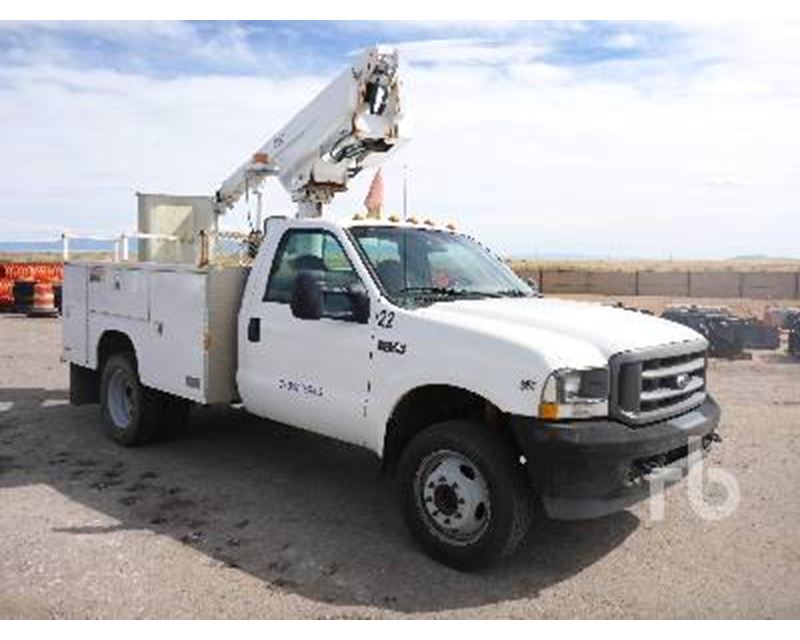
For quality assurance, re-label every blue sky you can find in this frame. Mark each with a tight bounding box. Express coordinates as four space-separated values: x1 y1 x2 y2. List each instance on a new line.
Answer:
0 21 679 76
1 21 798 257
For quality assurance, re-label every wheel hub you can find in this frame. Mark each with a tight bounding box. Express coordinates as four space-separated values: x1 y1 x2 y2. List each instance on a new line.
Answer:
417 450 491 544
107 368 135 430
433 484 459 516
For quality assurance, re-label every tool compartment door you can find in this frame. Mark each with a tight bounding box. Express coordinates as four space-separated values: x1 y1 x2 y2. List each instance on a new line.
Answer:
88 265 149 321
144 269 207 402
62 264 89 365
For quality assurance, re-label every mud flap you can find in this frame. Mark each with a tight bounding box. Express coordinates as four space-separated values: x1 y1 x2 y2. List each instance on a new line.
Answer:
70 363 100 406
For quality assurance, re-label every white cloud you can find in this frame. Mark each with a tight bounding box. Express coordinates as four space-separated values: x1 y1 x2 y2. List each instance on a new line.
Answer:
1 22 799 259
0 64 327 237
606 32 645 50
396 38 547 65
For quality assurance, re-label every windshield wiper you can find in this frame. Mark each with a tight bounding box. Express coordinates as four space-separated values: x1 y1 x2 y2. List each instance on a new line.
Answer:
398 286 462 296
495 289 530 298
398 287 530 299
397 287 485 299
395 287 531 303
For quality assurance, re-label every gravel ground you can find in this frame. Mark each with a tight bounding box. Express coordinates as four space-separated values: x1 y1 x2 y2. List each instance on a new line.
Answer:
1 312 799 619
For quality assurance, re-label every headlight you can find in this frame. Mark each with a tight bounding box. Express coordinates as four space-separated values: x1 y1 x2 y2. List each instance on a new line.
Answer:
539 367 609 420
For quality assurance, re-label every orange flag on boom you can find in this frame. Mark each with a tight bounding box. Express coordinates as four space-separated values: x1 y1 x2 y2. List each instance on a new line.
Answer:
364 168 384 219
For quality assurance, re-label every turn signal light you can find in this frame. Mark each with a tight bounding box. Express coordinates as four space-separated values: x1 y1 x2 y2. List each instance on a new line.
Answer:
538 402 559 420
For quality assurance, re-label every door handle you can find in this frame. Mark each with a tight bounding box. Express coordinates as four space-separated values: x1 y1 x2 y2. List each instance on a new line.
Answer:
247 317 261 342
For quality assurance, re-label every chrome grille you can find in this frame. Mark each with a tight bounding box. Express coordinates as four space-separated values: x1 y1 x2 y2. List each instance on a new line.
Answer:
610 340 707 426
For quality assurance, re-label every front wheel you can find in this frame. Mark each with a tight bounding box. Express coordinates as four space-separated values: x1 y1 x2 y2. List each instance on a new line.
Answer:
398 421 533 570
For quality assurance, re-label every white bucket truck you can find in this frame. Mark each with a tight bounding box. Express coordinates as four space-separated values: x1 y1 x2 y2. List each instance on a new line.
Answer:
63 47 720 569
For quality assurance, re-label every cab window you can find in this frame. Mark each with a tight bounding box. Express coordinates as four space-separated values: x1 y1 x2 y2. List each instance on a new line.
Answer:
264 230 362 315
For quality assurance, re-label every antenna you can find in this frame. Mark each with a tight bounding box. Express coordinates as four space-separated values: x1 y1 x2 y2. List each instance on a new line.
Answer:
403 164 409 221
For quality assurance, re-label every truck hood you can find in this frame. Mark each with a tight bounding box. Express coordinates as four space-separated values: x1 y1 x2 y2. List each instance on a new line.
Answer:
415 296 704 363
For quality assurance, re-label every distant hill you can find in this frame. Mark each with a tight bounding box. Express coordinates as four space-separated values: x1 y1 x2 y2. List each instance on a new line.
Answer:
0 240 138 263
730 254 798 262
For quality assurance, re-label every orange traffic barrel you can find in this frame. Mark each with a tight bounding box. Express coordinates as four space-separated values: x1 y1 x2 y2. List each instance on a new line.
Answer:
0 278 14 310
27 282 58 317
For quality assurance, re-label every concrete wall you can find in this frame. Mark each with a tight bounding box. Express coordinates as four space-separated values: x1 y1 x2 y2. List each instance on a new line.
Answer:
588 271 638 296
689 272 740 298
637 271 689 296
521 267 800 299
742 271 798 299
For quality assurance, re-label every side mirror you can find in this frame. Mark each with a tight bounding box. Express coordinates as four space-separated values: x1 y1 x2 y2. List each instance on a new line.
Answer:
290 272 323 321
290 271 372 324
347 284 371 325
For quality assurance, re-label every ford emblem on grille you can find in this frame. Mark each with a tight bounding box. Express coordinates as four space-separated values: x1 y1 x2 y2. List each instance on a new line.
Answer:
675 373 691 389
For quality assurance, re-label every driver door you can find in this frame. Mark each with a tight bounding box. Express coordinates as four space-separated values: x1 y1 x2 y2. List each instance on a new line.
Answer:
242 228 373 448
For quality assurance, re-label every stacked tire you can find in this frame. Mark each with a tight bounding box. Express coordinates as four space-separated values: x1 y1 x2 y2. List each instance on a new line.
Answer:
788 312 800 358
54 283 63 313
12 281 35 314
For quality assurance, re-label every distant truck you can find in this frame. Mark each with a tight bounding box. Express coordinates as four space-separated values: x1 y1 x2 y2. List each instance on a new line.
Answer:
62 47 720 569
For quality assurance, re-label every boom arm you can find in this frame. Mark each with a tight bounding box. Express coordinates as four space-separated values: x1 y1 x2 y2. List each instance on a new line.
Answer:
215 46 407 218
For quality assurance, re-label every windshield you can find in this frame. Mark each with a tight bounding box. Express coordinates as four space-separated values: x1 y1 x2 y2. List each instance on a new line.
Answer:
349 226 533 306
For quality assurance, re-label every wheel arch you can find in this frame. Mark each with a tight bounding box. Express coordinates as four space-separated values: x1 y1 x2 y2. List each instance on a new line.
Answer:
381 383 517 473
71 330 139 406
96 330 138 371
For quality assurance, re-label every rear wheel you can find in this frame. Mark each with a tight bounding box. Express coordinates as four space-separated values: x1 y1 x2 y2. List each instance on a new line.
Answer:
100 353 162 446
398 420 533 570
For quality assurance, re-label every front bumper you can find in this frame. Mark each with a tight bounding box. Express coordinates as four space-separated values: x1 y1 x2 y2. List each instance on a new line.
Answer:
509 395 721 520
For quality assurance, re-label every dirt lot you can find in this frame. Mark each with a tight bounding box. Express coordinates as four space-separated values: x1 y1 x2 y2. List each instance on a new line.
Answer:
1 310 799 619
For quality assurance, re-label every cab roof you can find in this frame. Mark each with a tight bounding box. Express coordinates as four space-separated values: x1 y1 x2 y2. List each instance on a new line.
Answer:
343 216 458 233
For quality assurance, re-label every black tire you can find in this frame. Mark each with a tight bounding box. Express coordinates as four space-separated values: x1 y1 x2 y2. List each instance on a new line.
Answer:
99 352 163 446
398 420 533 570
